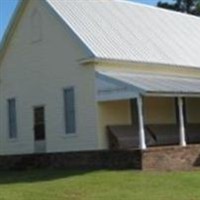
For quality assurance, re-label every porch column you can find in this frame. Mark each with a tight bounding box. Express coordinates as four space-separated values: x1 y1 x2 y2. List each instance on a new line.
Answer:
178 97 187 147
137 96 147 150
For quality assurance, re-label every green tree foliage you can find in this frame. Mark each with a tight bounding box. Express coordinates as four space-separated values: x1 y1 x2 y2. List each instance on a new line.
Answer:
157 0 200 16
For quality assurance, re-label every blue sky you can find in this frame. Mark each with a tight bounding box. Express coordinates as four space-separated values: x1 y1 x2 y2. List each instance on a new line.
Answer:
0 0 19 41
0 0 173 42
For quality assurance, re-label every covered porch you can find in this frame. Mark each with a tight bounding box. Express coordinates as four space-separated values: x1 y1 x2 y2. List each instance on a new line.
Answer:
96 71 200 150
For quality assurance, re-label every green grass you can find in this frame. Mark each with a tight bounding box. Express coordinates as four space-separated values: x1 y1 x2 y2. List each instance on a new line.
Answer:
0 169 200 200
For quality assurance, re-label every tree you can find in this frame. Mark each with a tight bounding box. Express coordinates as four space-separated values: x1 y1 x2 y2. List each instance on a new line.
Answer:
157 0 200 16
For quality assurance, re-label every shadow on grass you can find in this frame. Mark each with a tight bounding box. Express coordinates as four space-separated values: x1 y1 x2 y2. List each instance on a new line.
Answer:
0 169 96 185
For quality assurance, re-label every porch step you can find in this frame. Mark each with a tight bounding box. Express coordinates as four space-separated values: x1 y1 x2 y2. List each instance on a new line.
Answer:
142 145 200 171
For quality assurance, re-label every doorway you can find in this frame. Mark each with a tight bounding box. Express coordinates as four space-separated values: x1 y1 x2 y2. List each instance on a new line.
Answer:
34 106 46 153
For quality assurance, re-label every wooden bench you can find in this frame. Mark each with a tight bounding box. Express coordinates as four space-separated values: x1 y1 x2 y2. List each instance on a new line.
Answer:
107 124 200 149
186 124 200 144
107 125 156 150
146 124 179 146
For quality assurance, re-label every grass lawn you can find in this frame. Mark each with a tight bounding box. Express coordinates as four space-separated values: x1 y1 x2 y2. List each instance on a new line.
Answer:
0 169 200 200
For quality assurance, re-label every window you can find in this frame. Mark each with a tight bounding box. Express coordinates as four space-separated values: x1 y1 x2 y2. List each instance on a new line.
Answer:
8 98 17 139
34 106 46 141
64 87 76 134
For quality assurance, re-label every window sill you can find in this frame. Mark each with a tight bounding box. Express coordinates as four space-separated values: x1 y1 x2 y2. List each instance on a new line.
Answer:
7 138 18 143
61 133 78 139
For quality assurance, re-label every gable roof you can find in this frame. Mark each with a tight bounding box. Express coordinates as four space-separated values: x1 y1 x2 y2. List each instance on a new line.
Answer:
46 0 200 69
1 0 200 69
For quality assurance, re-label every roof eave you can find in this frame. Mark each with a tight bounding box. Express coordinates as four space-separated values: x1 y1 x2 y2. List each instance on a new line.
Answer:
45 0 95 59
145 92 200 98
79 57 200 70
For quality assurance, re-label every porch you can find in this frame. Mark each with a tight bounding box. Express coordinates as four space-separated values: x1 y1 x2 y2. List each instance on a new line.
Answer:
96 71 200 150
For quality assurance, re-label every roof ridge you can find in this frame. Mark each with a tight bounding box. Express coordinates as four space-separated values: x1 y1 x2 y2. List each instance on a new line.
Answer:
115 0 200 20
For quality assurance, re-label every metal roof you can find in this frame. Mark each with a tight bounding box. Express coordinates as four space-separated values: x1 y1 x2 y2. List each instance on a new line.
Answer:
97 71 200 98
46 0 200 69
96 72 141 101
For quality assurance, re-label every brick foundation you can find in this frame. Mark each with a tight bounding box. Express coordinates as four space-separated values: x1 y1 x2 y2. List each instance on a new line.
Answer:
142 145 200 171
0 150 141 170
0 145 200 171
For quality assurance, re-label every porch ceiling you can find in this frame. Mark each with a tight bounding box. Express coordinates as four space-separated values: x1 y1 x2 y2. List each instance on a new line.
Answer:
96 71 200 101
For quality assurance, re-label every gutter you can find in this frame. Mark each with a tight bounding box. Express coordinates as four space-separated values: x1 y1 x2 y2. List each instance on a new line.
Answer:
79 57 200 71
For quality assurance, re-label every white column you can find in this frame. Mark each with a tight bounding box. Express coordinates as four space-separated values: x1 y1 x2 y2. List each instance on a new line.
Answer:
178 97 186 147
137 96 147 150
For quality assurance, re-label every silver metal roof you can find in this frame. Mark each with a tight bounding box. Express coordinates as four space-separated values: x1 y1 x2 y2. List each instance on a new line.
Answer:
97 71 200 97
96 72 141 101
46 0 200 69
